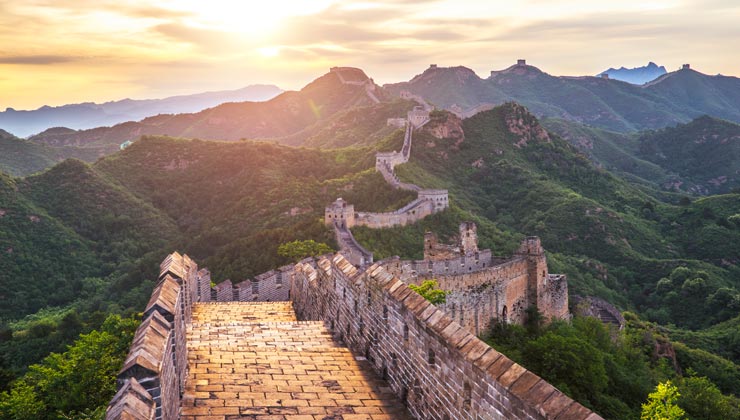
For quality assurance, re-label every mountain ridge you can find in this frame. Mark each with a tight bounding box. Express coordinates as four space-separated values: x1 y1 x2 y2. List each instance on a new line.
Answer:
385 62 740 133
0 84 283 138
24 68 383 151
597 62 668 84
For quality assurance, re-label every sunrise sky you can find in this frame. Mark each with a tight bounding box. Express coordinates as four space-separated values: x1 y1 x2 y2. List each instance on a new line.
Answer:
1 0 738 110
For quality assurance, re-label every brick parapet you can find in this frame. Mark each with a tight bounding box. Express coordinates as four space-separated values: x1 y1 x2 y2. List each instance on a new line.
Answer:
291 254 603 420
107 252 201 420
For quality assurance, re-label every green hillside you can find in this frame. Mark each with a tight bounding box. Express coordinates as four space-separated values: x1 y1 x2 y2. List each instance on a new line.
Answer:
541 118 672 185
638 116 740 194
359 105 740 329
0 130 57 176
0 171 100 319
0 103 738 418
95 135 414 280
0 129 108 177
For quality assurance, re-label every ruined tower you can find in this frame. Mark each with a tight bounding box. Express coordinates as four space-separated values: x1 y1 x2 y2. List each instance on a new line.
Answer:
459 222 479 255
515 237 569 321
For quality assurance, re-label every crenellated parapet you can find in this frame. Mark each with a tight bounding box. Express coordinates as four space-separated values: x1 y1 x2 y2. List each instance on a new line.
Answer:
290 253 600 420
107 252 202 420
380 226 569 335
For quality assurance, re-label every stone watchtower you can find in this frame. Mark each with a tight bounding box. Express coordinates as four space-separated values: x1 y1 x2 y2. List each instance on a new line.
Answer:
408 106 430 128
515 237 569 320
325 198 355 229
459 221 478 255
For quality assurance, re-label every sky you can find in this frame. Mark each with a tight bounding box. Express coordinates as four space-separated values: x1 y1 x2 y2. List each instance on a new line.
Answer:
0 0 738 110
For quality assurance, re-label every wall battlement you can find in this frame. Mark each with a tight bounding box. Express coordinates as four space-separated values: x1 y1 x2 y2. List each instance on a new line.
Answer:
380 229 569 334
108 252 205 420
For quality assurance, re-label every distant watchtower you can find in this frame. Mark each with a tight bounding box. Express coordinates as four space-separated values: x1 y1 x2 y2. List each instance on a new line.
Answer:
682 64 691 70
429 64 438 69
517 59 526 66
601 73 610 79
325 198 355 229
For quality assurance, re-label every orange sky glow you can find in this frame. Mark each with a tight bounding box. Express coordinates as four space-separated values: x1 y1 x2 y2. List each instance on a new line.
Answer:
0 0 738 109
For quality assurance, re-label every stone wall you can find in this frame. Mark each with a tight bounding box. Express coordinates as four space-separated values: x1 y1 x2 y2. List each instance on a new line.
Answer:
379 236 570 336
291 254 602 420
386 256 530 332
233 265 293 302
107 252 200 420
376 151 406 169
381 250 495 279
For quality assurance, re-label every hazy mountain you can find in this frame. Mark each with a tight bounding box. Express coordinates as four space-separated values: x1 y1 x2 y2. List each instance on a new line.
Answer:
27 68 385 150
0 129 103 176
0 84 283 138
385 63 740 132
597 62 667 85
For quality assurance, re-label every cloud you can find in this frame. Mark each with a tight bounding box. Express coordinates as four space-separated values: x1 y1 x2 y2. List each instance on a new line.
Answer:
0 55 83 65
151 22 244 53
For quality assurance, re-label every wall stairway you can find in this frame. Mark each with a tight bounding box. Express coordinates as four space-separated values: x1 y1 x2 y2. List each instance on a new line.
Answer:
180 301 412 420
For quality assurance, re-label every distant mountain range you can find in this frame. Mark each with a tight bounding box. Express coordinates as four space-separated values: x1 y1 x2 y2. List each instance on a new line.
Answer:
26 68 385 151
597 62 667 85
3 63 740 187
0 84 283 137
385 62 740 132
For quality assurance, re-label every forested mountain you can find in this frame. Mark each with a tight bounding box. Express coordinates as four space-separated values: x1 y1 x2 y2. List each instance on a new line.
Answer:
0 84 282 138
385 64 740 132
0 129 102 177
638 116 740 194
0 71 739 419
544 116 740 195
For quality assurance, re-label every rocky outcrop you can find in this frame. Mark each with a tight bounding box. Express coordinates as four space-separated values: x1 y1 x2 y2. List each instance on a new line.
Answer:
424 111 465 147
504 103 551 148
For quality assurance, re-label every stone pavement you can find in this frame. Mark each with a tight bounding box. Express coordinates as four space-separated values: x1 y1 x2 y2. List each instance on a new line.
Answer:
181 302 413 420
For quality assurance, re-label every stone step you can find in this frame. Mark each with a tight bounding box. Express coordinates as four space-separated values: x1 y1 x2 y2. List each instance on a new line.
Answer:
182 301 412 419
192 301 297 323
189 321 338 349
596 308 620 326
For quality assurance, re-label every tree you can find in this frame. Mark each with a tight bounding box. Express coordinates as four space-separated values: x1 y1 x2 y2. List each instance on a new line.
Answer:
522 332 607 406
678 375 739 420
277 240 333 262
641 381 686 420
0 315 137 420
408 280 449 304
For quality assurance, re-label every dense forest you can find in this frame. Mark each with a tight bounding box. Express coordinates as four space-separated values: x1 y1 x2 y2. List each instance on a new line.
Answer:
0 101 738 419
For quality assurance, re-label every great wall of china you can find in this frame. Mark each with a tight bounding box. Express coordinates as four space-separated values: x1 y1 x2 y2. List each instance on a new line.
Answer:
106 71 602 420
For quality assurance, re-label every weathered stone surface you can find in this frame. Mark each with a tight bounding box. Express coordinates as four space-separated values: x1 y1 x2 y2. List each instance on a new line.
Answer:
181 302 412 420
290 254 601 420
106 378 155 420
118 311 170 380
143 275 180 322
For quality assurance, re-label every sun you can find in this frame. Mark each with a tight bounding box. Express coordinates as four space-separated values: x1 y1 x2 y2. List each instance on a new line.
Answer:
258 46 281 58
163 0 335 35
